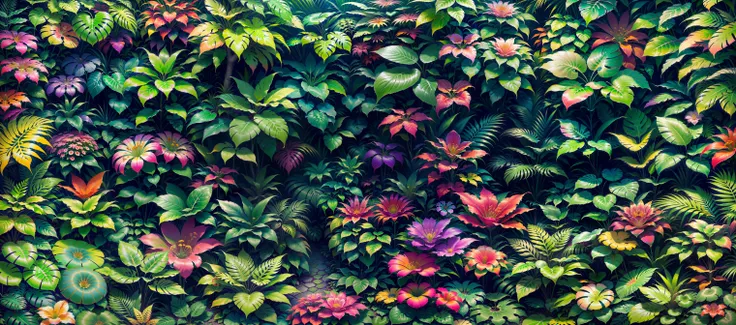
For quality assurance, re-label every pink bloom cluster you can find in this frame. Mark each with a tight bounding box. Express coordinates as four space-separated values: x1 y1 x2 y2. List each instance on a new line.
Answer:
397 283 463 312
113 132 195 173
287 292 367 325
49 131 99 161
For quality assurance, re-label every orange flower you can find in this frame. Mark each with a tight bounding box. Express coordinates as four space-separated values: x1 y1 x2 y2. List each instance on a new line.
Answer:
0 89 29 111
464 245 508 278
701 303 727 318
38 301 75 325
59 171 105 199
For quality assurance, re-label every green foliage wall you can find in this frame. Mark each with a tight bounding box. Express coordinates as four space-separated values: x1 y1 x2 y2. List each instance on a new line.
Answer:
0 0 736 324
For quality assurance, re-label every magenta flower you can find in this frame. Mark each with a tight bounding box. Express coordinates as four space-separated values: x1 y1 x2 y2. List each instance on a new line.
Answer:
398 283 436 309
439 33 480 62
154 131 195 167
436 80 472 114
0 31 38 55
407 218 462 250
140 218 222 278
46 75 85 97
1 57 48 83
317 292 367 320
112 134 160 173
364 142 404 171
192 165 238 189
434 237 477 257
62 53 101 76
388 252 440 277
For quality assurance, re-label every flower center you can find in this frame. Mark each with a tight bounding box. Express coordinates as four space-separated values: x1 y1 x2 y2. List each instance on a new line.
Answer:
172 240 193 258
73 251 84 259
79 278 91 289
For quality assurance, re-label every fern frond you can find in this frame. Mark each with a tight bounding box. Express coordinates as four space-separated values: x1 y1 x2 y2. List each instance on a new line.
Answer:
655 192 712 221
251 255 283 286
462 114 504 151
508 238 544 261
0 116 54 173
711 171 736 220
549 228 573 253
504 164 537 183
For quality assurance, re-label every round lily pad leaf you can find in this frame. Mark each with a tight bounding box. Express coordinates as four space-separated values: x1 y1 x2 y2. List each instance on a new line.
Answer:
60 268 108 305
2 241 38 268
53 239 105 269
23 259 60 290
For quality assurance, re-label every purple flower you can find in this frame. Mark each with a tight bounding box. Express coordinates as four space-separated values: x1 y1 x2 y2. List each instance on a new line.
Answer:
46 75 85 97
364 142 404 171
62 53 101 76
407 218 462 250
434 237 477 257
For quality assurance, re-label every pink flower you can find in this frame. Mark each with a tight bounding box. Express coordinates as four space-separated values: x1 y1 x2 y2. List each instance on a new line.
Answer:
0 31 38 55
465 245 508 278
439 33 480 62
112 134 160 173
685 111 703 125
435 288 463 312
436 80 472 114
456 188 530 230
486 1 516 18
388 252 440 277
191 165 238 189
352 42 370 56
434 237 477 257
375 194 414 223
491 37 521 57
394 14 419 24
0 57 48 83
611 201 671 246
140 218 222 278
338 196 375 224
428 130 487 162
318 292 366 320
398 283 436 309
154 131 195 167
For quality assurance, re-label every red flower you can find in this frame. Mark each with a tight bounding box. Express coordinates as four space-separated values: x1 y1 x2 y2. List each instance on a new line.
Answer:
379 108 432 138
375 194 414 223
701 303 727 318
388 252 440 277
455 188 530 230
611 201 671 246
591 11 648 69
337 196 374 224
702 127 736 168
439 33 480 62
436 80 472 114
435 288 463 312
397 283 436 309
287 294 324 325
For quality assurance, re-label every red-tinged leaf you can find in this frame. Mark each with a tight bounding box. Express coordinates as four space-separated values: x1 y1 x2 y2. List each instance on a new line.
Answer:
562 86 594 109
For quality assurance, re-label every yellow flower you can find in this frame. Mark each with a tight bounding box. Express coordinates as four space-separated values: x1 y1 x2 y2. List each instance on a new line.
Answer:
598 231 637 251
38 301 75 325
376 288 399 304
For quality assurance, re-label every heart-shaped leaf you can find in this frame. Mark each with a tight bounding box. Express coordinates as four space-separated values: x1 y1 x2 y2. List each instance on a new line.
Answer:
593 194 616 212
72 12 113 45
540 265 565 283
2 241 38 268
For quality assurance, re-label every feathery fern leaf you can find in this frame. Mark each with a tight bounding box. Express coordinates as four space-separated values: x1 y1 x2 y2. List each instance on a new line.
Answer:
0 116 53 173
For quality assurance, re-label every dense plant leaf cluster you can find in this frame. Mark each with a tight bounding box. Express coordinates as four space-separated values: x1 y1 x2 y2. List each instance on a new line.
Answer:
0 0 736 324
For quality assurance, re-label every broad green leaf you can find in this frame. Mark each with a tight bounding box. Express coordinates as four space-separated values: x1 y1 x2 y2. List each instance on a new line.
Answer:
374 45 419 65
656 117 692 146
374 67 421 102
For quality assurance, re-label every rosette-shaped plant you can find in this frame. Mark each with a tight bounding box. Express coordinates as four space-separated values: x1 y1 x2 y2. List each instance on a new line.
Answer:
142 0 200 49
398 282 436 309
379 108 432 138
611 201 671 246
49 131 99 162
318 292 367 320
576 283 614 311
388 252 440 277
591 11 647 69
375 194 414 223
465 245 508 278
59 268 108 305
0 89 29 111
486 1 516 18
456 188 530 230
491 37 522 57
139 218 222 278
364 142 404 171
407 218 461 250
287 293 323 325
436 80 472 114
61 53 101 76
337 196 374 224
